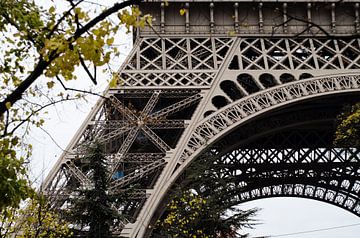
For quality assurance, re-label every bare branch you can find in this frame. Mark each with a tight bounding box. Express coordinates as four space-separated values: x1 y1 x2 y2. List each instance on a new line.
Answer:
4 97 79 137
56 76 106 99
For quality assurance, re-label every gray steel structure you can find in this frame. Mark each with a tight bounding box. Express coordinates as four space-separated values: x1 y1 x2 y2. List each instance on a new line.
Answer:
43 1 360 237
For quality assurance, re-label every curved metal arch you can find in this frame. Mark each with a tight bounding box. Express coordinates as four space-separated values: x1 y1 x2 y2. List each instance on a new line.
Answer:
180 73 360 164
139 74 360 236
225 184 360 217
196 144 360 215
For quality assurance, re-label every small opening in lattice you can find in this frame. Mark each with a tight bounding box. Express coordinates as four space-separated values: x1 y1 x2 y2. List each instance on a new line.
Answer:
280 73 295 83
299 73 313 80
267 41 286 62
294 48 310 60
212 96 229 109
204 110 215 118
259 73 277 88
237 73 260 94
143 47 160 61
220 80 243 101
218 46 229 58
229 55 240 70
243 47 261 61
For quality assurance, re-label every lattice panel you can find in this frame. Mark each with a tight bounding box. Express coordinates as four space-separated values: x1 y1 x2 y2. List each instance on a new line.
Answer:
201 147 360 216
181 74 360 162
122 71 216 87
43 89 202 223
230 38 360 71
120 38 234 87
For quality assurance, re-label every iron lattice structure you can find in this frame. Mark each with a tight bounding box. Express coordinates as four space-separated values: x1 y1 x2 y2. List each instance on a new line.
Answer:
43 1 360 237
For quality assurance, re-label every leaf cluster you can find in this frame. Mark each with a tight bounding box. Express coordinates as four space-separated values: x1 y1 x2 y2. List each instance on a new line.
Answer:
154 153 259 238
0 136 33 211
0 0 149 212
334 102 360 147
0 194 72 238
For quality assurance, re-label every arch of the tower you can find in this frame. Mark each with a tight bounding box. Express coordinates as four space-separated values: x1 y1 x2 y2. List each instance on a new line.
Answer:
185 94 360 217
143 78 360 236
40 1 360 237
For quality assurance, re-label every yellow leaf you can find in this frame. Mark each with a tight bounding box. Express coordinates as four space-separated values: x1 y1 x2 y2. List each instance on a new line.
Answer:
228 30 236 36
5 102 11 109
109 74 118 88
106 37 114 45
49 6 55 14
179 8 187 16
47 81 55 89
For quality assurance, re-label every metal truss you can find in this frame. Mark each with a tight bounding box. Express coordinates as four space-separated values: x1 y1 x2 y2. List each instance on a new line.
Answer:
201 147 360 216
183 74 360 163
42 89 202 225
120 37 234 87
42 1 360 237
232 38 360 71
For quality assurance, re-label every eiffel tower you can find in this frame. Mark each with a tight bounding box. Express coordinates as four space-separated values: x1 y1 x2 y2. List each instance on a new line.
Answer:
43 1 360 237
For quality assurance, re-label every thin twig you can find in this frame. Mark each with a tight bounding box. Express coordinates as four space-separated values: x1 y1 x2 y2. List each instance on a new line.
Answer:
55 76 107 99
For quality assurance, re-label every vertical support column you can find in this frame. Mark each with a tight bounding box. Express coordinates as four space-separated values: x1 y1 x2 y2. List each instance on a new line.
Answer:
234 3 239 33
307 3 312 33
162 38 166 70
210 2 215 34
187 38 192 70
331 3 336 33
136 42 140 70
160 2 166 70
160 2 165 33
355 3 360 33
212 38 218 69
185 3 190 33
258 3 264 33
260 39 269 70
283 3 288 34
285 39 295 70
334 39 344 69
309 39 320 69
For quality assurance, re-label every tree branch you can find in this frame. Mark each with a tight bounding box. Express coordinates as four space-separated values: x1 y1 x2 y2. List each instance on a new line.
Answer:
47 0 84 39
3 97 79 138
56 76 106 98
78 52 97 85
0 0 142 117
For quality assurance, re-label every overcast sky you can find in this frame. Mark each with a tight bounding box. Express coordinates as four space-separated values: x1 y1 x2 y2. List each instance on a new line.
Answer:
29 1 360 237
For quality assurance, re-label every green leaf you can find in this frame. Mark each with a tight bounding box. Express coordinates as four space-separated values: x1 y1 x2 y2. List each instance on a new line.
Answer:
47 81 55 89
179 8 187 16
109 74 118 88
5 102 11 109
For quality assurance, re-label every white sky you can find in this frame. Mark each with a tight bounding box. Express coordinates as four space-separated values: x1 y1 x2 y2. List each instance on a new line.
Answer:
28 1 360 237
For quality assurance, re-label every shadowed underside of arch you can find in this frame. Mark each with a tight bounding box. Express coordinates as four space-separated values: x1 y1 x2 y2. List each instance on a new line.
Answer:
146 93 360 236
196 95 360 212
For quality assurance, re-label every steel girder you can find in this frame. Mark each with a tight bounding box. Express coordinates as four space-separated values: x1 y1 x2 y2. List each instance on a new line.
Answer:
42 1 360 237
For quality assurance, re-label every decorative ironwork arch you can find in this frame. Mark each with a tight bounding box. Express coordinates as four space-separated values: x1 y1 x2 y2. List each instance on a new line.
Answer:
41 1 360 236
140 74 360 230
196 147 360 217
141 90 360 236
180 74 360 165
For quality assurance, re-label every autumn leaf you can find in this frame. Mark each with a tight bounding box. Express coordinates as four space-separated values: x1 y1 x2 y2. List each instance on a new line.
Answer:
179 8 187 16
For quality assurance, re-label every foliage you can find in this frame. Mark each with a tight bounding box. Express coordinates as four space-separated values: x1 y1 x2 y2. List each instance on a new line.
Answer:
155 190 257 238
0 194 72 237
0 0 151 211
155 190 208 237
334 102 360 147
67 142 120 237
0 136 33 211
154 154 258 237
